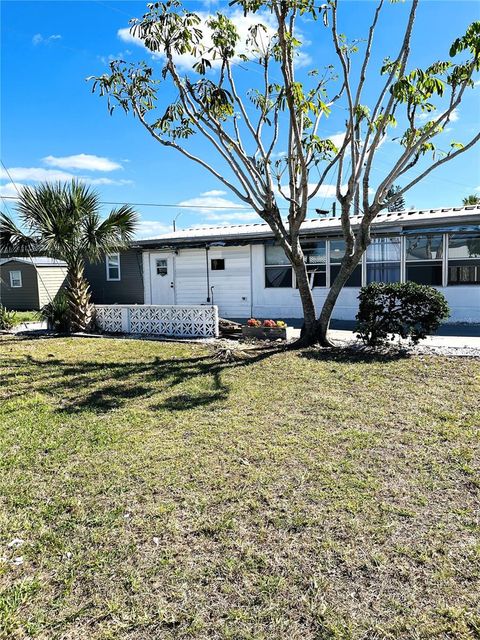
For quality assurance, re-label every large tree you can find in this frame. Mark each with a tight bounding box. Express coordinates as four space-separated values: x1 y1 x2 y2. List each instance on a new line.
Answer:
91 0 480 345
0 181 138 332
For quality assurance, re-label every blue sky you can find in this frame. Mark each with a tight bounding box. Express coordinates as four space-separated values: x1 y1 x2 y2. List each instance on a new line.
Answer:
1 0 480 238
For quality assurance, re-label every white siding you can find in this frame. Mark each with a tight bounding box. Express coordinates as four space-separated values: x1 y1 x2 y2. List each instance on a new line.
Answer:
174 246 251 317
37 266 67 308
141 244 480 324
251 245 480 322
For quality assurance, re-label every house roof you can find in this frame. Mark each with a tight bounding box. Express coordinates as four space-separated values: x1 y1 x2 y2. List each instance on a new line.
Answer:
134 205 480 248
0 256 67 267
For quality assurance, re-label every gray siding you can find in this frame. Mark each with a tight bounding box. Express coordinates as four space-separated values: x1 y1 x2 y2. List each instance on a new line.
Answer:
85 249 144 304
0 262 40 310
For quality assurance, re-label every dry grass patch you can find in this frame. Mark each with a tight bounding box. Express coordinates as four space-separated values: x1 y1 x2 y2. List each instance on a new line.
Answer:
0 336 479 639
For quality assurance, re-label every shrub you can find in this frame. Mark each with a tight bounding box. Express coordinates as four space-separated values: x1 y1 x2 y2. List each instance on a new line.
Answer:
41 293 70 333
356 282 450 346
0 305 17 331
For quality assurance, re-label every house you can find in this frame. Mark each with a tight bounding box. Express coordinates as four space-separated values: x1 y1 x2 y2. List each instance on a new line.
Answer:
84 248 144 305
130 205 480 324
0 257 67 310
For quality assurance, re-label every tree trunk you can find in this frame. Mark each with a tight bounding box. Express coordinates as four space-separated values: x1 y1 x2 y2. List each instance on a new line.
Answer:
66 263 94 333
292 260 317 346
316 256 361 347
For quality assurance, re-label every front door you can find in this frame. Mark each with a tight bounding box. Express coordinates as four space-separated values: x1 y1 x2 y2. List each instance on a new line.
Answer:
150 253 175 304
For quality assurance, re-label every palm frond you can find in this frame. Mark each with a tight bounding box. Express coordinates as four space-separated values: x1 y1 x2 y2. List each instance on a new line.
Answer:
83 205 139 261
0 212 38 256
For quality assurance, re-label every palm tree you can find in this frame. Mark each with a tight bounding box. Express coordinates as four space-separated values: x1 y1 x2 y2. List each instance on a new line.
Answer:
0 180 138 332
462 194 480 205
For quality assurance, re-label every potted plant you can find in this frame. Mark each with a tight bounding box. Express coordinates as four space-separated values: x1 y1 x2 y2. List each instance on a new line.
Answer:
242 318 289 340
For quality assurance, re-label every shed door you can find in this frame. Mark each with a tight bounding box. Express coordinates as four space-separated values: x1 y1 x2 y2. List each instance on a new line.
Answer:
150 253 175 304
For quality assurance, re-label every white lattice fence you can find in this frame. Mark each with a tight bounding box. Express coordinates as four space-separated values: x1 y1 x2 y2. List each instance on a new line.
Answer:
95 305 219 338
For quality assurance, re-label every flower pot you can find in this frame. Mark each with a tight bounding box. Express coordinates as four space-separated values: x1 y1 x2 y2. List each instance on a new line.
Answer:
242 325 288 340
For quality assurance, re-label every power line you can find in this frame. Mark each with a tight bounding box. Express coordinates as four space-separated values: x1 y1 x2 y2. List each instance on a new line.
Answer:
0 194 295 211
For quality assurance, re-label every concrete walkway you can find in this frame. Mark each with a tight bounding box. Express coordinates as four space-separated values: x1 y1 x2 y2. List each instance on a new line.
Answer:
328 329 480 349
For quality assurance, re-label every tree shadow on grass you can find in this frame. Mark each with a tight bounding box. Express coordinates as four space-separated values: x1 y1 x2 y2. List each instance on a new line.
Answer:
0 338 281 415
300 344 412 364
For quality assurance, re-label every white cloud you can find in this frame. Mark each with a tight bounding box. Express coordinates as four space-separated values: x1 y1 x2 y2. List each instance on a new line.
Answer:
98 50 132 66
0 183 26 198
136 220 172 239
203 211 258 222
32 33 61 46
200 189 227 197
327 132 346 149
308 183 340 199
177 194 247 214
0 167 76 182
86 177 132 186
43 154 122 172
118 9 311 70
418 108 459 123
0 167 131 187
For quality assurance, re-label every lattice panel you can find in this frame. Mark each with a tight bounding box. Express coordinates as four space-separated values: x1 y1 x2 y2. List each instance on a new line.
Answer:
95 305 218 338
95 306 123 333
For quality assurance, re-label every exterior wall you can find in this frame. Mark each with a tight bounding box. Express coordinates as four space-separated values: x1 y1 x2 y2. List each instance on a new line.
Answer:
143 246 252 317
85 249 144 304
250 244 480 323
140 233 480 325
251 243 360 320
37 266 67 307
0 262 40 310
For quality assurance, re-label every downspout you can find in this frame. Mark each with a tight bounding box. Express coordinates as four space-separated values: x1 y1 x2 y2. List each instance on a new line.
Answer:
205 245 211 302
249 244 254 318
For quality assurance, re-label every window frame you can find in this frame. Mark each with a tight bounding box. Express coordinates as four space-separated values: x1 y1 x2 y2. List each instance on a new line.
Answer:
9 270 22 288
365 236 402 285
155 258 168 277
211 258 225 271
447 232 480 286
264 244 293 288
302 239 327 289
106 253 121 282
404 233 444 287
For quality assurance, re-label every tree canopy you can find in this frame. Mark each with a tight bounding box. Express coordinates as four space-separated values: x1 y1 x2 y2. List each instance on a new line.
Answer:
91 0 480 344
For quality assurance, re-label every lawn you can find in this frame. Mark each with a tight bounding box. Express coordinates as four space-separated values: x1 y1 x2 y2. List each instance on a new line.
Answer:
0 336 479 640
6 311 40 326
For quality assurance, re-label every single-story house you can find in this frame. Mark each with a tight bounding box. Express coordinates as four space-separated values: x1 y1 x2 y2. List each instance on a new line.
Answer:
131 204 480 323
0 257 67 310
17 205 478 323
84 248 144 305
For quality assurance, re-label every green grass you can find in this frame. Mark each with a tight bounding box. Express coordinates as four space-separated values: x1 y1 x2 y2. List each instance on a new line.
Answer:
8 311 40 325
0 336 479 640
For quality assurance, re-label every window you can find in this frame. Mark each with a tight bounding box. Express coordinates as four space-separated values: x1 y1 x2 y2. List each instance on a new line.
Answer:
448 233 480 285
366 237 401 284
303 240 327 288
156 258 168 276
265 244 292 288
9 270 22 288
405 234 443 285
329 239 362 287
106 253 120 281
211 258 225 271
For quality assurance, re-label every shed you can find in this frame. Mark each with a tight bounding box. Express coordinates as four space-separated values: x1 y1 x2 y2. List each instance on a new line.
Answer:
0 257 67 310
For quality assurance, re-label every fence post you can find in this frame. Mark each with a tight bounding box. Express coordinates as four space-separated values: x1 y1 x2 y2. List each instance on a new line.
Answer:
121 307 130 333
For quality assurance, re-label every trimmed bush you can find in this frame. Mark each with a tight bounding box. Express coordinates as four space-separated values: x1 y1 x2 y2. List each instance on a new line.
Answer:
356 282 450 346
0 305 17 331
